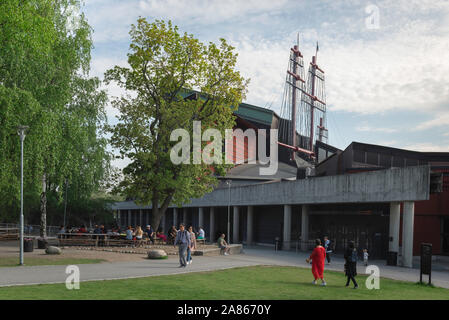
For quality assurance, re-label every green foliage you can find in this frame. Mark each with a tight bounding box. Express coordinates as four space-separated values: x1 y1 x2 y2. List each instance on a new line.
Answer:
0 0 111 227
105 19 249 230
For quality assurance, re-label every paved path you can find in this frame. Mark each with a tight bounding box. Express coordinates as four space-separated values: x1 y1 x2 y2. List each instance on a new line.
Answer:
1 246 449 289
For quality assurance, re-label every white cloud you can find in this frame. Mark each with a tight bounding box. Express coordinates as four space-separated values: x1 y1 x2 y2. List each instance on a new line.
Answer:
355 125 397 133
137 0 290 25
414 112 449 131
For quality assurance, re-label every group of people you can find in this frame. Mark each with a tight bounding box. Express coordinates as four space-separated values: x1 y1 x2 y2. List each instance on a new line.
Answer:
174 224 230 267
57 224 107 235
306 237 369 289
173 224 199 267
168 225 205 245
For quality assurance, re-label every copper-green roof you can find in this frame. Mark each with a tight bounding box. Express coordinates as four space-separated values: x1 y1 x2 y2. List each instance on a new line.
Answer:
180 88 275 126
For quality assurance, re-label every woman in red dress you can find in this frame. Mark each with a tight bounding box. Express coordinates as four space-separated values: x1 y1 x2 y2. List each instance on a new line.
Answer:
306 239 327 286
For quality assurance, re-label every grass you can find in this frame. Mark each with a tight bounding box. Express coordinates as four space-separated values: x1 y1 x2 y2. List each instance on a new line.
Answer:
0 265 448 300
0 257 105 268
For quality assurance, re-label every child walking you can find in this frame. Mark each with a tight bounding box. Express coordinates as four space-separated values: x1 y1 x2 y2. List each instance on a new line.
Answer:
363 249 369 266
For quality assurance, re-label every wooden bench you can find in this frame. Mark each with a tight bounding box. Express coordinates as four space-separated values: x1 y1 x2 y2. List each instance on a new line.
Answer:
0 233 19 240
58 238 97 246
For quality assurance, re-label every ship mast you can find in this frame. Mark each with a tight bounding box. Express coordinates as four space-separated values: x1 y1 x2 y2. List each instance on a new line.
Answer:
278 38 328 162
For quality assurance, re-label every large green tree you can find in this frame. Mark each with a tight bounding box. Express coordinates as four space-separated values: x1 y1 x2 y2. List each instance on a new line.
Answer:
0 0 110 234
105 19 249 232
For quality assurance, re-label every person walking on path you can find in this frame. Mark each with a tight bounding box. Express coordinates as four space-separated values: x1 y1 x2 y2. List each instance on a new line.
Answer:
324 236 332 264
186 226 197 265
174 224 191 268
344 241 359 289
306 239 327 286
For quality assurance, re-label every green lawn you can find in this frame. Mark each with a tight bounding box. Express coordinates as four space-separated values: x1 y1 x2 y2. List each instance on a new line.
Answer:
0 257 105 268
0 265 447 300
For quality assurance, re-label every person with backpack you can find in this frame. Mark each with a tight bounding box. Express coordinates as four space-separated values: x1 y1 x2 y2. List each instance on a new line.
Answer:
323 236 333 264
344 241 358 289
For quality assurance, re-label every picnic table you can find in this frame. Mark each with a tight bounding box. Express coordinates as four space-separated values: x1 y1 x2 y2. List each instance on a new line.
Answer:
0 227 19 241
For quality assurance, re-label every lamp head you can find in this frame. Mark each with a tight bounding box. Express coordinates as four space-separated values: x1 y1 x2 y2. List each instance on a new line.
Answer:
17 125 29 138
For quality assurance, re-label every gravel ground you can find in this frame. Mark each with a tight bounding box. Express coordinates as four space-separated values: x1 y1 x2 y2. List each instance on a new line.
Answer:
0 240 219 263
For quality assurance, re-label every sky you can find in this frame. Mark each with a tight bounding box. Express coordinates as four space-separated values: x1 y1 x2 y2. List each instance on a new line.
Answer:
80 0 449 168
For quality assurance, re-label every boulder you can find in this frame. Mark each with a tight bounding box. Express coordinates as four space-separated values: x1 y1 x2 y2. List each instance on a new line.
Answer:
45 246 62 255
147 249 168 259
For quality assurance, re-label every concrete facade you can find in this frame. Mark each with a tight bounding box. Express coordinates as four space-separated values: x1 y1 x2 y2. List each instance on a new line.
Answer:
247 206 254 245
112 166 431 268
402 201 415 268
301 205 309 251
283 205 291 250
389 202 400 254
183 166 429 208
233 206 240 244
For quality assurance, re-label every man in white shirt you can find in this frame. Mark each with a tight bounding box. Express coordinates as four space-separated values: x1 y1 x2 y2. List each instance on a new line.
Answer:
198 227 205 240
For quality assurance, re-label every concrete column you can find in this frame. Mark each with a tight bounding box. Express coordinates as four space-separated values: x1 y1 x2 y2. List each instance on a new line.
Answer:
301 205 309 251
139 209 142 226
183 208 188 225
402 201 415 268
118 210 121 227
198 207 204 229
128 210 131 227
283 205 292 250
233 206 240 243
389 202 400 253
173 208 178 228
246 206 254 246
209 207 215 242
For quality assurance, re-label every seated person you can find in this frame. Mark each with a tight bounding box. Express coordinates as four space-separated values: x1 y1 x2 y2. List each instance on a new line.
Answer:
156 231 167 242
125 226 134 240
197 227 205 240
135 226 143 240
145 225 154 243
217 233 231 255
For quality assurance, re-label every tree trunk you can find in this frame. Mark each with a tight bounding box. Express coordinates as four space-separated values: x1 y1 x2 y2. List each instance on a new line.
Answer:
150 193 173 233
150 208 163 234
40 173 47 238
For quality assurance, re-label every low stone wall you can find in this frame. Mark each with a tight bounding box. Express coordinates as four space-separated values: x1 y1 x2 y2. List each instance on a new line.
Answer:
193 244 243 256
65 243 243 256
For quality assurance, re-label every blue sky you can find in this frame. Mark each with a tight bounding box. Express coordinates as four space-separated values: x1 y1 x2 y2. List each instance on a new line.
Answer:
80 0 449 162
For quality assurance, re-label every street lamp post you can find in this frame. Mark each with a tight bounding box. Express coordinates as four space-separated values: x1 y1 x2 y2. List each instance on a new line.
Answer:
226 180 231 244
63 178 68 228
17 125 29 266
